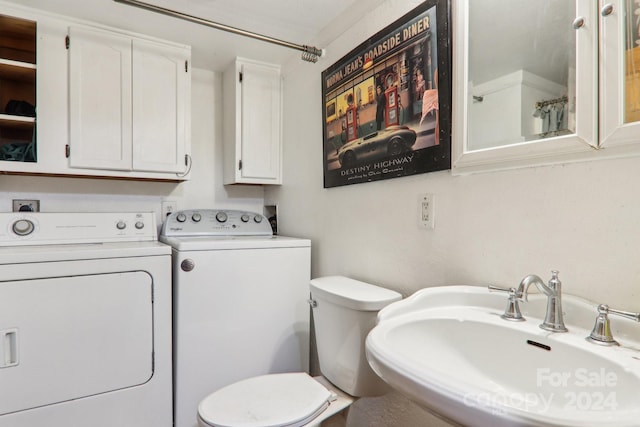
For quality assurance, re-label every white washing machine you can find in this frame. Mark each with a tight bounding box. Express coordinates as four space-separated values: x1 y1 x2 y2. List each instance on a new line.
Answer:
0 212 172 427
160 209 312 427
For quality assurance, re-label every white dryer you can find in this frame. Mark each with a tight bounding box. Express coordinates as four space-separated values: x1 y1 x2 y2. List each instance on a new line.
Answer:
160 209 311 427
0 212 172 427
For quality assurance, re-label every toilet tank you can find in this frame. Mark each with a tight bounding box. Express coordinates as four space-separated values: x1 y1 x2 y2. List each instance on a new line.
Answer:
310 276 402 397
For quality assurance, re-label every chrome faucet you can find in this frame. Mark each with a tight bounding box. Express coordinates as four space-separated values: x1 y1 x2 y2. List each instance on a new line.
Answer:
516 270 568 332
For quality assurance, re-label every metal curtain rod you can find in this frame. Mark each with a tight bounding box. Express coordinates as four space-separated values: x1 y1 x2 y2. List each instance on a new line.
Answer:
113 0 324 62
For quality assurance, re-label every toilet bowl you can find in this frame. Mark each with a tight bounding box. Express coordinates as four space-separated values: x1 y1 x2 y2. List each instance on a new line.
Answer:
196 276 402 427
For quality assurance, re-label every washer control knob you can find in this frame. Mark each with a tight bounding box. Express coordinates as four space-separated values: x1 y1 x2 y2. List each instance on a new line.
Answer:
176 213 187 223
116 221 126 230
254 215 263 223
12 219 35 236
215 212 228 223
135 221 144 230
181 259 195 272
241 214 250 223
192 213 202 222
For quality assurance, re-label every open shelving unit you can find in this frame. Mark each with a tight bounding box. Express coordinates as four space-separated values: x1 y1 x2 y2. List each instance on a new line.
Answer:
0 14 36 163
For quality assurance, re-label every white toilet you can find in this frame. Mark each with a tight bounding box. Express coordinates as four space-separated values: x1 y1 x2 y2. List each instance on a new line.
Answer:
196 276 402 427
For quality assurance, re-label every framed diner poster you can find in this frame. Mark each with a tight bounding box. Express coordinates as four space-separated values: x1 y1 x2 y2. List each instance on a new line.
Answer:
321 0 452 188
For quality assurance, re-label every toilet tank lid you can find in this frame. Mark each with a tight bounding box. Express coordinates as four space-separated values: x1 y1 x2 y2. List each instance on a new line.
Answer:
310 276 402 311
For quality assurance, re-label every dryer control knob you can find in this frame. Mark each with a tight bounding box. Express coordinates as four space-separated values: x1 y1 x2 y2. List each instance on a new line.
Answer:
181 259 195 272
215 212 228 223
116 221 126 230
12 219 34 236
192 213 202 222
253 215 263 223
176 213 187 223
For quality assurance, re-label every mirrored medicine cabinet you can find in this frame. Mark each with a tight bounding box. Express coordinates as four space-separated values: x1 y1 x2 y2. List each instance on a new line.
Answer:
452 0 640 175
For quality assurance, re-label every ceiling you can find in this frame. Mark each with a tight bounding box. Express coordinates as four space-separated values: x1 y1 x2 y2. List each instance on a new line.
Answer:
7 0 573 86
6 0 385 70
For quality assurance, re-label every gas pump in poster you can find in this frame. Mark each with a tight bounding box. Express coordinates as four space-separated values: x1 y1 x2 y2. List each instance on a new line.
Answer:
345 103 358 143
385 84 399 127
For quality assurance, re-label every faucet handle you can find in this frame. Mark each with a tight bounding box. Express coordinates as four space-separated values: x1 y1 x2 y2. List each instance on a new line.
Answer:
587 304 640 346
489 285 524 299
488 286 525 321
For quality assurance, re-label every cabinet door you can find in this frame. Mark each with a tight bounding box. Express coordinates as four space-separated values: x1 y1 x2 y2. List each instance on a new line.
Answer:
68 26 132 170
132 39 190 173
239 60 282 183
452 0 598 175
600 0 640 149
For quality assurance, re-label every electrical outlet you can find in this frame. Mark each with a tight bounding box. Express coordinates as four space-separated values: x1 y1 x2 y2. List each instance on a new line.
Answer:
13 199 40 212
418 193 434 229
161 200 178 218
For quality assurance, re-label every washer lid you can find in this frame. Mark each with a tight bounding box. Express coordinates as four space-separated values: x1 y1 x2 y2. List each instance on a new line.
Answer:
198 373 332 427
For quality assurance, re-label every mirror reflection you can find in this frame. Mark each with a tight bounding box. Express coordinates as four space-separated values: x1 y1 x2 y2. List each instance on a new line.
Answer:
626 0 640 123
467 1 576 151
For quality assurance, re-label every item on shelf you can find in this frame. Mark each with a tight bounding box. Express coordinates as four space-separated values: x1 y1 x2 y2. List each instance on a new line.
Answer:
1 140 36 162
5 100 36 117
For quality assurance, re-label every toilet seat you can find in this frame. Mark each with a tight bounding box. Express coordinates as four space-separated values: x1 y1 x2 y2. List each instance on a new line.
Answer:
198 372 333 427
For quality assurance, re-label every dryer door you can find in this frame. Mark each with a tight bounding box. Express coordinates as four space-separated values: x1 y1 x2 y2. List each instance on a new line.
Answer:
0 271 153 415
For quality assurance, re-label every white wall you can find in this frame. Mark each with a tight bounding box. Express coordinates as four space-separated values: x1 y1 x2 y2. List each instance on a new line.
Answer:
0 67 264 228
268 0 640 425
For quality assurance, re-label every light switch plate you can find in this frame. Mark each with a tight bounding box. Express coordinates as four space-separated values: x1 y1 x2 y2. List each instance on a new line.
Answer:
418 193 434 229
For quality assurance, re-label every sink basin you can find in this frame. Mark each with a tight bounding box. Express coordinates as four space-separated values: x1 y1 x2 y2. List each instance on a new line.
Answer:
365 286 640 427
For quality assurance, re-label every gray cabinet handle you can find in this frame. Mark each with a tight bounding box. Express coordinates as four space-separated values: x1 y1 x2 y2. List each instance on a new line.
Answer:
572 17 585 30
601 3 614 17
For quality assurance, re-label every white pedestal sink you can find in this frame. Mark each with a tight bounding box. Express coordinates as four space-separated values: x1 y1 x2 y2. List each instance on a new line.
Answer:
365 286 640 427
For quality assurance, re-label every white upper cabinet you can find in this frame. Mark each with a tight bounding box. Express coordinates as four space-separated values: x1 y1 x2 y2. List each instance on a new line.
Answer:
453 0 640 175
68 25 191 178
68 26 132 171
132 38 190 174
223 57 282 185
0 3 191 181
